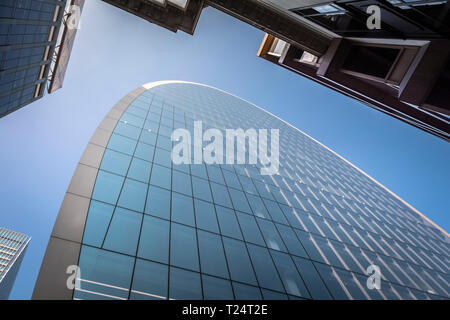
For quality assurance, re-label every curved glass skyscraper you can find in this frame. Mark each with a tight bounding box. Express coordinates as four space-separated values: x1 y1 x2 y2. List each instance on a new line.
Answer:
33 81 449 300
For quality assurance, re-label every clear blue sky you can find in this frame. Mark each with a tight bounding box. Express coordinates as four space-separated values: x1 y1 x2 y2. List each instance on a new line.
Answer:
0 0 449 300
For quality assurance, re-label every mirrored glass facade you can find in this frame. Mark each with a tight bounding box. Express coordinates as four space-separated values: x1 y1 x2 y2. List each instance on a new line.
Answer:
0 0 66 117
0 227 30 300
39 81 449 300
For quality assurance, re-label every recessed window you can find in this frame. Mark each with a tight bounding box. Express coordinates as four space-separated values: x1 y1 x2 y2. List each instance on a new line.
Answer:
342 45 401 79
268 39 287 57
295 51 319 65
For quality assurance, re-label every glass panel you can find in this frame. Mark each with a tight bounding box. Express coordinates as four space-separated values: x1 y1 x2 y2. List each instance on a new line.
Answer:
271 250 310 298
202 275 234 300
127 158 151 183
194 199 219 233
232 282 262 300
222 237 257 286
171 192 195 227
76 246 134 300
150 164 171 189
236 212 265 246
170 223 199 271
261 289 288 300
169 267 202 300
229 189 252 213
172 170 192 196
134 142 155 162
130 259 168 300
247 244 284 292
103 207 142 256
192 176 213 202
256 218 287 252
275 223 308 258
293 256 332 299
197 230 229 278
100 149 132 176
92 170 124 205
246 194 270 219
145 185 170 219
211 182 233 208
107 133 137 155
117 179 147 212
83 201 115 247
138 215 169 264
216 206 243 240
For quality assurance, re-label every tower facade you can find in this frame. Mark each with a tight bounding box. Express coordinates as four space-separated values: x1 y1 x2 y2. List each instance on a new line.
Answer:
0 0 84 118
0 227 30 300
33 81 449 300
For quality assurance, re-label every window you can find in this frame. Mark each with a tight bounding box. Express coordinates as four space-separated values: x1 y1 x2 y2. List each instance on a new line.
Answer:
92 170 124 205
216 206 243 240
169 267 202 300
192 176 213 202
139 130 157 146
130 259 168 300
202 275 234 300
153 148 172 168
117 179 147 212
232 282 262 300
194 199 219 233
211 182 233 208
150 164 171 189
257 218 287 252
293 256 332 299
295 51 318 65
172 170 192 196
223 170 242 189
270 250 310 298
171 192 195 226
268 38 287 57
207 165 225 185
100 149 131 176
261 289 288 300
314 263 350 299
145 185 170 219
263 199 288 224
170 223 199 271
83 201 115 247
127 158 151 183
247 244 284 292
76 246 134 300
342 45 401 80
103 207 142 256
138 215 169 264
107 133 137 155
114 122 141 140
246 194 270 219
134 142 155 162
222 237 257 286
197 230 229 278
236 212 265 246
275 223 308 258
121 112 144 128
229 189 252 213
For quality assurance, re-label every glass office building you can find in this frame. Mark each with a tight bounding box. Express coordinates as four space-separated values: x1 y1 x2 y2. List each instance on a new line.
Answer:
33 81 449 300
0 227 30 300
0 0 67 117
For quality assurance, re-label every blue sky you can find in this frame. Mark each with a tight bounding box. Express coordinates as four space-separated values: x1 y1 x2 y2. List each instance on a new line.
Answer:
0 0 448 299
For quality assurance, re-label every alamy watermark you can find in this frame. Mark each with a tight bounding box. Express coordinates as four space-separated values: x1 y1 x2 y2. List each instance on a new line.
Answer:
366 5 381 30
66 5 82 30
171 121 280 175
366 264 381 290
66 265 81 290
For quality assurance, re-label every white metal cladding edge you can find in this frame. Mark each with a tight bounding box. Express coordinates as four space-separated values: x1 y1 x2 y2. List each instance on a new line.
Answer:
142 80 449 238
